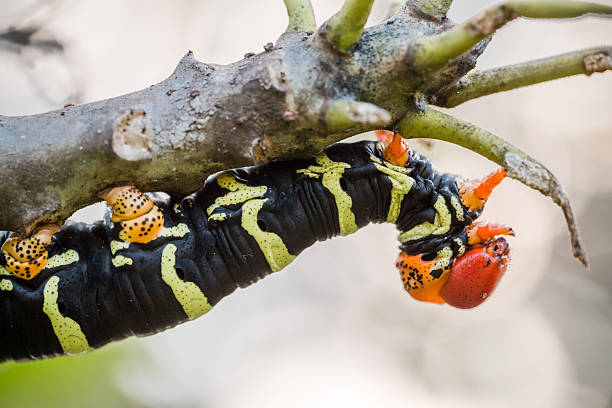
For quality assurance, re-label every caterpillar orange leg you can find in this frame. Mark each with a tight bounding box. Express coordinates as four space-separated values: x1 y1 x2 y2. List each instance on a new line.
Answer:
1 225 60 280
375 130 410 167
99 186 164 244
467 222 514 246
459 168 507 211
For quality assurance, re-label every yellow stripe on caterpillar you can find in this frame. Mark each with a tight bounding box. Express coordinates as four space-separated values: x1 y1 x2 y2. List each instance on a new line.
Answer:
43 276 93 355
297 154 358 236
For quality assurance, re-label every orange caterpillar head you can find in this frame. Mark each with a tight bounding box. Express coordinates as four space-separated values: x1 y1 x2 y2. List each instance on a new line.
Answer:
99 185 164 244
397 224 513 309
1 225 60 280
397 167 513 309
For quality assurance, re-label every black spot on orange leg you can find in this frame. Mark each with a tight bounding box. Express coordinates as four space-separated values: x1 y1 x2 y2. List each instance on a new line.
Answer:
100 185 165 244
1 225 59 280
395 251 450 305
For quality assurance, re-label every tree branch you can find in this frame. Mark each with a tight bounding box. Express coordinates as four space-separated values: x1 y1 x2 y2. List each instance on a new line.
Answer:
1 13 486 234
407 1 612 75
2 0 608 270
323 0 375 52
435 46 612 107
283 0 316 33
398 105 588 267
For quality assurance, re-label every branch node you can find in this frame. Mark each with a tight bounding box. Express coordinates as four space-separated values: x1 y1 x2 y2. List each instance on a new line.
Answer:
324 99 391 131
112 109 153 161
583 51 612 74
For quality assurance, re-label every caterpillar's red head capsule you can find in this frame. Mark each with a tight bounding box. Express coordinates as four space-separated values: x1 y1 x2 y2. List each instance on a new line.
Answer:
376 130 410 167
459 168 507 211
440 237 510 309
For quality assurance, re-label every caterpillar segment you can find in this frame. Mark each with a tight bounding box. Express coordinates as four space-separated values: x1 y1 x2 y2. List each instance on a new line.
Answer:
0 139 511 362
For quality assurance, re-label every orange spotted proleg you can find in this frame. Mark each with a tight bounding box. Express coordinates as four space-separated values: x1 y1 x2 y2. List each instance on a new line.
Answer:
1 225 60 280
99 186 164 244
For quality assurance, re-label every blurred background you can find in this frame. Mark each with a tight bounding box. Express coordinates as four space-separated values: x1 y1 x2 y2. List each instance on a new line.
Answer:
1 0 611 407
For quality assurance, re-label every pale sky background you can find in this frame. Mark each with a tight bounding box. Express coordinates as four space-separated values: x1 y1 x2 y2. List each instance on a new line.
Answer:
1 1 612 407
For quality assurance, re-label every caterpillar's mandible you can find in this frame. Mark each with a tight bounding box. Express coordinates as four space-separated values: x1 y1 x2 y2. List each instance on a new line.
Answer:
0 134 512 362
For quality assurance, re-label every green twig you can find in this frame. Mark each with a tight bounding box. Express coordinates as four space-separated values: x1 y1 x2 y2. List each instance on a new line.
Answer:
325 99 391 131
283 0 316 33
324 0 375 52
398 106 588 267
436 46 612 107
408 1 612 75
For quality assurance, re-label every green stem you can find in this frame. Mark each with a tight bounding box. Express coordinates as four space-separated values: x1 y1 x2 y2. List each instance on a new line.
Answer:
283 0 316 33
409 1 612 75
437 46 612 107
398 106 588 267
324 0 375 52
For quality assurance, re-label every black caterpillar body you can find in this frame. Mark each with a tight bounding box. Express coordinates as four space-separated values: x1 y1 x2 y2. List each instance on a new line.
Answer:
0 141 477 362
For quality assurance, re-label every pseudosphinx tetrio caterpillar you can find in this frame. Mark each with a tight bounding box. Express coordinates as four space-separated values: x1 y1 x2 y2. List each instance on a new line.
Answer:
0 132 512 362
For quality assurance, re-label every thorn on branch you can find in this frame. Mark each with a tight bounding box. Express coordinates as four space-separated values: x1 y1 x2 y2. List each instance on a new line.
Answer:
324 99 392 131
436 46 612 107
283 0 316 33
408 1 612 75
398 106 589 267
323 0 375 52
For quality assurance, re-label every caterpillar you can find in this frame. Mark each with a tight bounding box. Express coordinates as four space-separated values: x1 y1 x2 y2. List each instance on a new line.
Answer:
0 132 512 362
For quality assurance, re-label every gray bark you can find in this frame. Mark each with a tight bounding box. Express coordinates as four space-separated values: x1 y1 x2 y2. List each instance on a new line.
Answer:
0 4 484 234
